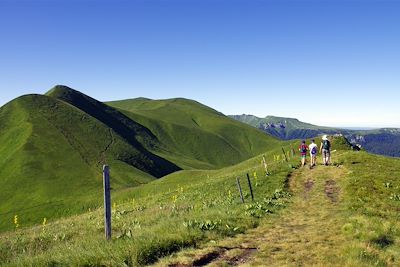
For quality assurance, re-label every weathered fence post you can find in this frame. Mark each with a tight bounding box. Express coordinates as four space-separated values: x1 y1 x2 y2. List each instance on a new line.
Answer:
246 173 254 201
262 155 270 176
103 165 111 240
282 147 288 162
290 144 295 157
236 177 245 203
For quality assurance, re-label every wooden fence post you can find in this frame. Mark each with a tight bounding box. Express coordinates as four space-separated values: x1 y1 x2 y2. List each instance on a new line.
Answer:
103 165 111 240
246 173 254 201
282 147 288 162
262 155 270 176
236 177 245 203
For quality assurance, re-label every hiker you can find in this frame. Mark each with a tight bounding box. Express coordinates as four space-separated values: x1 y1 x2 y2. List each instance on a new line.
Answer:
309 139 318 167
299 140 308 167
320 135 331 166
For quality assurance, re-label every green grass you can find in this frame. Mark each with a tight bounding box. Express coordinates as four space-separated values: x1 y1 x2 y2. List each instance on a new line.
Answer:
1 129 399 266
0 86 281 232
0 93 158 232
107 97 280 169
0 145 297 266
339 151 400 266
156 142 400 266
2 86 398 266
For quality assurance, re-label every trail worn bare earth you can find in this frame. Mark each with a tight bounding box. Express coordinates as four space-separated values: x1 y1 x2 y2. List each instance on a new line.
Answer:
159 165 349 266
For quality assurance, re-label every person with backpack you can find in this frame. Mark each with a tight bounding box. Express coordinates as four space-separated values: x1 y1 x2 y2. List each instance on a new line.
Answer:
309 139 318 168
299 140 308 167
319 135 331 166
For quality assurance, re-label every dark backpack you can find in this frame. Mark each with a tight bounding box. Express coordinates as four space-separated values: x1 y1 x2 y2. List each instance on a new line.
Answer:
322 140 331 150
300 144 307 153
311 146 317 154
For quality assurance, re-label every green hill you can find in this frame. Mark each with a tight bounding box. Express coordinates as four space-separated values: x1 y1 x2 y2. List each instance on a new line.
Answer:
1 136 399 266
107 98 280 169
0 86 280 232
0 139 299 266
0 93 174 232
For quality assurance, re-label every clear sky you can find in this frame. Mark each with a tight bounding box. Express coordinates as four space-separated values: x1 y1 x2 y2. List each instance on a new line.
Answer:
1 0 399 128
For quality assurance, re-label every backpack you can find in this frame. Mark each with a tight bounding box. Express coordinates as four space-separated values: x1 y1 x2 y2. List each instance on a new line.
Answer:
322 140 331 150
300 144 307 153
311 146 317 155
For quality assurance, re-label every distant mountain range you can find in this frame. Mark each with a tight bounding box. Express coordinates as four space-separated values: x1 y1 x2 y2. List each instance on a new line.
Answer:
230 114 400 157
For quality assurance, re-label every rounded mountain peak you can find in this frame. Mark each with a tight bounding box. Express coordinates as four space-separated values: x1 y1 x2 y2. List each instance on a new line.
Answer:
45 85 79 97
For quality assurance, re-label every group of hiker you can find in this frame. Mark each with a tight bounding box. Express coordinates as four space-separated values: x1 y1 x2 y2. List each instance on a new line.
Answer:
299 135 331 168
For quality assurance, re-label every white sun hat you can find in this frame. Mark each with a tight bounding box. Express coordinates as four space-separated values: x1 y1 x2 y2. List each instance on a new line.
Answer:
322 135 328 140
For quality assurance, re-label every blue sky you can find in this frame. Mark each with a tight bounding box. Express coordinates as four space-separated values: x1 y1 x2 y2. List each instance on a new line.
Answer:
0 0 399 127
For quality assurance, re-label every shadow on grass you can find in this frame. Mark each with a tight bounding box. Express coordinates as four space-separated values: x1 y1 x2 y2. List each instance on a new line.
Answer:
371 235 394 249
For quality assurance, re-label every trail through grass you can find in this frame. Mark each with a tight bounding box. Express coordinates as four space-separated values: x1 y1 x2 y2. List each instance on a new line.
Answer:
2 143 399 266
159 155 400 266
245 165 348 266
158 165 347 266
160 166 345 266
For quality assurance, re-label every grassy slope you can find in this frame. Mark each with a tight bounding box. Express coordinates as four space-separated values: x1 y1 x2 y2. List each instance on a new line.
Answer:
0 94 162 232
107 98 280 169
0 87 281 232
45 86 180 177
158 139 400 266
1 136 399 266
0 143 297 266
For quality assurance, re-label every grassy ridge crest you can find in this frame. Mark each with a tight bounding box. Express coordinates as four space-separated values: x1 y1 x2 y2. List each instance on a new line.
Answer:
0 86 281 232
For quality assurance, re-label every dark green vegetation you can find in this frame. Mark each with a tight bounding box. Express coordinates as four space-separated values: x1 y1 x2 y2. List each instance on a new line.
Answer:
0 86 279 232
231 114 400 157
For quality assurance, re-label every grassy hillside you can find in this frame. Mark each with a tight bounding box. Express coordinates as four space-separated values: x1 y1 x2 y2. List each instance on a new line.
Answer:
108 98 280 169
2 136 399 266
0 142 298 266
160 148 400 266
0 86 281 232
0 93 169 232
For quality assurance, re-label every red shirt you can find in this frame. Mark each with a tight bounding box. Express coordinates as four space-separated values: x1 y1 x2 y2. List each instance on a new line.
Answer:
299 144 308 155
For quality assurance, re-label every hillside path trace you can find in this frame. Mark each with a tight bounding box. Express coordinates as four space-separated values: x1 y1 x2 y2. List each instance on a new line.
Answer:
163 165 348 267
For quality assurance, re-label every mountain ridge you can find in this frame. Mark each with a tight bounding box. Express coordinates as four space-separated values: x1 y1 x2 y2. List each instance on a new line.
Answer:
0 85 280 231
230 114 400 157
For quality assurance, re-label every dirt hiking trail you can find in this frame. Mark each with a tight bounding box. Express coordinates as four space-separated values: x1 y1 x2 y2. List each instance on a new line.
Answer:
160 165 349 267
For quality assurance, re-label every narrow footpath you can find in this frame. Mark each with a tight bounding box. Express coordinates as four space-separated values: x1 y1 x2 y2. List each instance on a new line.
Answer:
161 165 349 267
